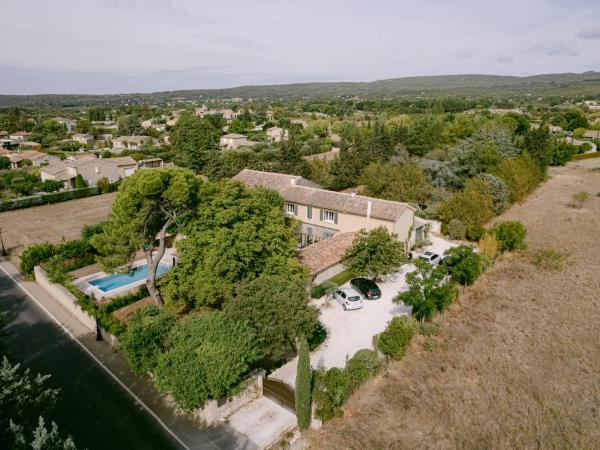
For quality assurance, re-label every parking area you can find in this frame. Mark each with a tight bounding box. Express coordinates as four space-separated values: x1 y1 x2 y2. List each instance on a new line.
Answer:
271 233 457 384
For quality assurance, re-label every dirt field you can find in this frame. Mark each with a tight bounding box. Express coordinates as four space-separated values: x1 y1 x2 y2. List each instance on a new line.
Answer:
0 193 116 256
308 161 600 449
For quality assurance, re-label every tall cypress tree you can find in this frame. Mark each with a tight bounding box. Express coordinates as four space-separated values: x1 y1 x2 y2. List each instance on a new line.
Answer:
295 336 311 431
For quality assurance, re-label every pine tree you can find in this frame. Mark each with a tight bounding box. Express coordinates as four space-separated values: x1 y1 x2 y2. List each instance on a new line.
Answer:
295 336 311 431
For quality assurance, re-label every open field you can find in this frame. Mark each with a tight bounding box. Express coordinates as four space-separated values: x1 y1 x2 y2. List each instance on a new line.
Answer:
0 193 116 256
308 161 600 449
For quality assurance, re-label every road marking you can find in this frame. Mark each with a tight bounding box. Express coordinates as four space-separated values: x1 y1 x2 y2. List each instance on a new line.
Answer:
0 264 191 450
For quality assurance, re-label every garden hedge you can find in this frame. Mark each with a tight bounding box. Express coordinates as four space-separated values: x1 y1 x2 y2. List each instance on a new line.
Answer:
0 187 101 212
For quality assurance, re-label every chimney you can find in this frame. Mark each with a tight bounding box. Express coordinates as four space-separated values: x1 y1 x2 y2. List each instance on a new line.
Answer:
290 178 297 186
95 167 99 174
351 191 357 198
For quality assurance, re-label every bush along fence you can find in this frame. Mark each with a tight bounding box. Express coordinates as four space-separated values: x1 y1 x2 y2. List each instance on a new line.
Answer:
0 186 100 212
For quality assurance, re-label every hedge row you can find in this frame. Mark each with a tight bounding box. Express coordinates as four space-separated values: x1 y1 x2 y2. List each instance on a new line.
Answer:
571 152 600 161
0 187 101 212
310 269 353 298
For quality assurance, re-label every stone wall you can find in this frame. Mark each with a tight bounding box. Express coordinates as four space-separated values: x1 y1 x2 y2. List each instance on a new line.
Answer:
194 371 264 425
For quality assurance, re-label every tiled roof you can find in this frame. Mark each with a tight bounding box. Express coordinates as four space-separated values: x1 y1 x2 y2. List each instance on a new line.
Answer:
232 169 413 222
110 156 138 166
297 232 355 275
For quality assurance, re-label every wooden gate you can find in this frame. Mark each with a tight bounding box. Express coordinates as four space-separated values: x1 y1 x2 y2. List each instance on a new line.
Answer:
263 377 296 414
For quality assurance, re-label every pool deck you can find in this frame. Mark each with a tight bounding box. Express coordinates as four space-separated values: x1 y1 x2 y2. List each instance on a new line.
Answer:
73 249 176 300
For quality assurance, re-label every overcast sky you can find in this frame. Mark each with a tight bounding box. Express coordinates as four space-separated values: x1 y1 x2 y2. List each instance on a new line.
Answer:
1 0 599 94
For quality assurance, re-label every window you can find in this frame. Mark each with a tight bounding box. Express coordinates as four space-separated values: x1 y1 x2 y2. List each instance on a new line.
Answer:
307 205 312 219
285 202 297 215
322 210 337 224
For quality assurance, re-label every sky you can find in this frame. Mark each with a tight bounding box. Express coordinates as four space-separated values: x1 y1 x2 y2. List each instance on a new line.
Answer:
1 0 599 94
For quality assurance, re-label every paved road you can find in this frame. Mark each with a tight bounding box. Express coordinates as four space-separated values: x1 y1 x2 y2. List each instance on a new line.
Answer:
0 267 255 450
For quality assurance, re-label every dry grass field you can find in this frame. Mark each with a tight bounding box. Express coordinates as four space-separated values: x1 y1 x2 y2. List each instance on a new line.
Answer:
0 192 116 256
308 161 600 449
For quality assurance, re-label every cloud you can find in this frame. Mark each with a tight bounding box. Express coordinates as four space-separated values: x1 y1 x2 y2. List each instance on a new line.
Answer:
529 42 578 57
455 47 484 59
575 27 600 39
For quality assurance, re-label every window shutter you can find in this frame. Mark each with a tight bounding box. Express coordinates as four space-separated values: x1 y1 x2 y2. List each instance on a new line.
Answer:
334 212 338 224
307 206 312 219
319 209 323 221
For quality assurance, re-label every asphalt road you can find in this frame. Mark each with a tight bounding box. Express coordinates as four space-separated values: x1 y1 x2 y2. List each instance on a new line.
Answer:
0 269 184 450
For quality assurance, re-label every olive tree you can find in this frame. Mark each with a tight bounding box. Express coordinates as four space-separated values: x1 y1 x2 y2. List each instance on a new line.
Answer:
92 167 201 305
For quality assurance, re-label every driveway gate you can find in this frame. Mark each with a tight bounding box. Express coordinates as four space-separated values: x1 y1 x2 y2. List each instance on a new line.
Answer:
263 377 296 414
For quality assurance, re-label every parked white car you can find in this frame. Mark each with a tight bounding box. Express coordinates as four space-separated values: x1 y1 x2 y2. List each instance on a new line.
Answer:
418 251 441 267
333 287 364 311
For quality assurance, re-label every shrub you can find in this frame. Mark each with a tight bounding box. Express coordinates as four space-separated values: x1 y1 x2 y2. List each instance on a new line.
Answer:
312 367 352 422
492 221 527 252
295 337 311 431
532 248 569 271
119 306 176 375
478 233 499 264
20 243 55 274
446 219 466 240
570 191 590 209
551 141 578 165
308 323 327 351
443 245 483 286
346 349 380 389
420 321 440 337
571 152 600 161
439 178 494 241
37 179 64 193
96 177 111 194
377 316 419 360
493 153 544 203
154 312 261 410
75 174 86 189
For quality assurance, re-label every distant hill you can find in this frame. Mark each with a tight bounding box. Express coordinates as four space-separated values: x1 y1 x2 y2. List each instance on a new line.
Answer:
1 71 600 108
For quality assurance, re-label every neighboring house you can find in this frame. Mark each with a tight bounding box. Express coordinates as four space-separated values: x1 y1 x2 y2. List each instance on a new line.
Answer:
266 126 288 143
112 136 152 152
303 147 340 162
9 131 32 142
141 119 154 129
291 119 308 128
18 141 42 150
137 158 164 169
197 106 238 121
40 156 138 189
232 169 417 245
583 129 600 139
72 134 95 146
96 133 113 142
297 232 356 284
219 133 257 150
549 125 564 133
266 111 275 122
53 117 77 132
6 150 54 169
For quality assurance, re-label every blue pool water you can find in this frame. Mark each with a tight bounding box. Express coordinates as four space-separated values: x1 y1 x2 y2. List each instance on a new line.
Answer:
89 263 170 292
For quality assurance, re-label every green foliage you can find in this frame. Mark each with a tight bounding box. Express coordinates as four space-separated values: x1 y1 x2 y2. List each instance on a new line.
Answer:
443 245 483 285
523 126 551 169
478 233 499 264
342 227 407 279
154 312 261 410
307 323 327 351
492 221 527 252
75 174 86 189
377 316 419 360
20 243 55 274
312 367 351 422
345 349 380 389
439 178 494 240
394 260 458 322
10 416 77 450
37 179 64 193
446 218 466 240
0 357 60 447
170 112 221 171
163 180 305 309
419 321 440 337
117 113 143 136
29 120 67 146
226 275 319 364
0 156 10 170
492 153 544 203
361 162 432 206
96 177 110 193
479 173 509 214
570 191 590 209
0 187 101 212
118 306 176 375
295 337 312 431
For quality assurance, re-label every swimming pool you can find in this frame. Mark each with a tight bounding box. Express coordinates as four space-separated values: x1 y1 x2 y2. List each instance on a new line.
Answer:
89 263 170 292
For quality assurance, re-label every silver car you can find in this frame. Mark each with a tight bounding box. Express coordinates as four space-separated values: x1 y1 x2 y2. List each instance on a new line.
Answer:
418 251 441 267
333 287 364 311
